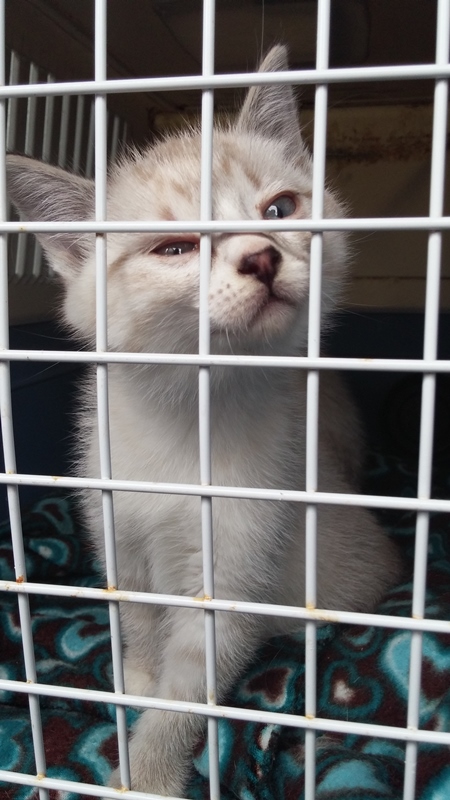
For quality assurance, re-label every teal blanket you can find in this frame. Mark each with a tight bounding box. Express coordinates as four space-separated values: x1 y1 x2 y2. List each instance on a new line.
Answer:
1 452 449 799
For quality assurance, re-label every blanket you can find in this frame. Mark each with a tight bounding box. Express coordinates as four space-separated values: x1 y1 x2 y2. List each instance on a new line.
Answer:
0 451 449 800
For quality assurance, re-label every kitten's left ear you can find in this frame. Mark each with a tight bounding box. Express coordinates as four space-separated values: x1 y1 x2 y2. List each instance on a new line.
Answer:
236 45 306 160
6 154 95 279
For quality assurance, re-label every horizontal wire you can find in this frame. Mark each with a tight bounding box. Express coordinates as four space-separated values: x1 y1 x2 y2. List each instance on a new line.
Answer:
2 350 450 373
0 470 449 512
1 217 450 233
0 678 450 747
0 770 180 800
1 62 450 99
0 580 449 634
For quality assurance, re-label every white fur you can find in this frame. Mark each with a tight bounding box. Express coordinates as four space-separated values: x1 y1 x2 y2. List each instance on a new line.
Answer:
7 45 400 798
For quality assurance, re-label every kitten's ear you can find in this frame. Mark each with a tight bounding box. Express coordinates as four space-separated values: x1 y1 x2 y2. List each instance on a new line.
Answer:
6 154 95 279
237 45 305 159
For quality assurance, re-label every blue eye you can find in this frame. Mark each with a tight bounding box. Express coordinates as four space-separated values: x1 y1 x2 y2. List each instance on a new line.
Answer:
263 195 297 220
154 241 199 256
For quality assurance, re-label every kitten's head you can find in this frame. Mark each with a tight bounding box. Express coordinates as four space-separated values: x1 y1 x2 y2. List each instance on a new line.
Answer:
6 45 347 356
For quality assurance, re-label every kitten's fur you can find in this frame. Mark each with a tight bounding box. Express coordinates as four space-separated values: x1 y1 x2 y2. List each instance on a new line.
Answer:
7 46 400 798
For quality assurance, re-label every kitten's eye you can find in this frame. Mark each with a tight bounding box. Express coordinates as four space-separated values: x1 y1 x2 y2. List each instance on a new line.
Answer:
263 195 297 220
154 241 199 256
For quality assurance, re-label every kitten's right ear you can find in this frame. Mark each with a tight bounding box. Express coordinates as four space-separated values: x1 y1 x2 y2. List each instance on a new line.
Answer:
6 154 95 278
236 44 306 160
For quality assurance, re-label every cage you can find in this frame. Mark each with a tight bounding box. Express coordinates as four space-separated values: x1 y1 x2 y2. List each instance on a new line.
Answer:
0 2 449 800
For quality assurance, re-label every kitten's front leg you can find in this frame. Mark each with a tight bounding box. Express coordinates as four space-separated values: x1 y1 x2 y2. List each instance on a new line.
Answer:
107 607 263 797
121 601 163 699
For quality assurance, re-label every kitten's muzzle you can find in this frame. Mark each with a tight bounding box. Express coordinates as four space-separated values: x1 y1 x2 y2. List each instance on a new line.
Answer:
238 246 281 290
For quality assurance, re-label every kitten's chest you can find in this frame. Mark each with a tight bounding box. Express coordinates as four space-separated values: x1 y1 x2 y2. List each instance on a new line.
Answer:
103 382 302 490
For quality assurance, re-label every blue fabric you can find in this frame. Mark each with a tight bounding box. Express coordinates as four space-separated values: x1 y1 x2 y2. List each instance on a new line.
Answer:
0 451 449 799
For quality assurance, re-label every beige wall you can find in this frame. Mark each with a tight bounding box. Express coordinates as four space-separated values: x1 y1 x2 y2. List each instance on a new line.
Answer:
322 106 449 311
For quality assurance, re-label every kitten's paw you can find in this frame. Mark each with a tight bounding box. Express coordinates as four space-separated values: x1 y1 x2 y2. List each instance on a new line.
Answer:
106 761 187 799
114 721 191 798
106 765 122 790
100 766 122 800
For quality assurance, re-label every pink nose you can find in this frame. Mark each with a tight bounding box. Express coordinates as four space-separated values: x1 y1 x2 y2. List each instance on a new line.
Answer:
238 246 281 289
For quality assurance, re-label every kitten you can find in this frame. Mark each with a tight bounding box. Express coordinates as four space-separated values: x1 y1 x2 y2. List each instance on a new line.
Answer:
7 46 400 798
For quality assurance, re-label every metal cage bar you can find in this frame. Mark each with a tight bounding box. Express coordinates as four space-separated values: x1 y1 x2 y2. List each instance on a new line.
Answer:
3 216 450 235
1 677 450 746
93 0 131 790
0 1 449 799
1 470 450 512
3 349 450 372
304 2 331 796
2 580 450 635
2 63 450 100
198 2 220 798
403 1 450 797
0 6 48 800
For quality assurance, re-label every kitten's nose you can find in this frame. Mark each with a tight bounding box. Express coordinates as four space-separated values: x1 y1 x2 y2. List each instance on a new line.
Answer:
238 246 281 289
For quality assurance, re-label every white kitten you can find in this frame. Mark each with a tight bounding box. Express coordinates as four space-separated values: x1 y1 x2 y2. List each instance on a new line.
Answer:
7 46 400 798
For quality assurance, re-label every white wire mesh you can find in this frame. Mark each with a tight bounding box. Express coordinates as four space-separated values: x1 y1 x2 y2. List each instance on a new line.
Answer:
304 2 331 795
198 2 220 795
0 6 49 800
0 2 449 800
403 3 450 798
5 47 127 282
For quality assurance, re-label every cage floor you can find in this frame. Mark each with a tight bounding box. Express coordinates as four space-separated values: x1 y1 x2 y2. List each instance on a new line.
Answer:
1 448 450 800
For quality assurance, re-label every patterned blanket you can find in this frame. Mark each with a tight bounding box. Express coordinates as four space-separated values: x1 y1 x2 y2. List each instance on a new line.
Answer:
1 452 449 800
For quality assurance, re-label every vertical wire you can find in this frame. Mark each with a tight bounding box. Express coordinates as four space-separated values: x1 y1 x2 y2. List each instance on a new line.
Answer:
6 50 19 283
32 74 55 279
14 61 38 281
0 9 49 799
199 2 220 798
402 1 449 798
304 2 330 798
93 0 130 789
